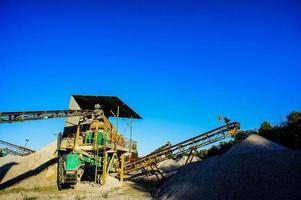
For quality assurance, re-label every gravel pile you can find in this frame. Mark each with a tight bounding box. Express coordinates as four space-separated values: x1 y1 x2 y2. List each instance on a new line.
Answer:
156 134 301 200
225 134 286 155
0 141 57 189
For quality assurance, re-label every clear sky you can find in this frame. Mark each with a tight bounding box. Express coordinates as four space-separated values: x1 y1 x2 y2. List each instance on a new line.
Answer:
0 0 300 156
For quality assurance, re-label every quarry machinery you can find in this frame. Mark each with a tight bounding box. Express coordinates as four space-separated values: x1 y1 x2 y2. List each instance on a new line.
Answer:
125 120 240 180
0 94 240 187
0 95 141 189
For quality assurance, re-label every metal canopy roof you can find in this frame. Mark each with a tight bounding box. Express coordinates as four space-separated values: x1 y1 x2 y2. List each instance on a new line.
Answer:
72 95 142 119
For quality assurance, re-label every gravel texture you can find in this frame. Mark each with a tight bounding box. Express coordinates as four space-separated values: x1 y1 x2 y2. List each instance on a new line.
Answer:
156 134 301 200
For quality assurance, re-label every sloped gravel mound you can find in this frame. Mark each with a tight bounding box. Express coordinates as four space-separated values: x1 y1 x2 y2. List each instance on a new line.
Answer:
156 134 301 200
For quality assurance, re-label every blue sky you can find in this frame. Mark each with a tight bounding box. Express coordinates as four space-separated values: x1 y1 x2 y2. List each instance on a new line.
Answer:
0 0 300 155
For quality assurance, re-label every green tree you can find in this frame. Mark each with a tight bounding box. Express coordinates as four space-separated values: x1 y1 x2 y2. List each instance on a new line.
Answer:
234 130 256 142
287 112 301 124
197 149 208 159
259 121 273 134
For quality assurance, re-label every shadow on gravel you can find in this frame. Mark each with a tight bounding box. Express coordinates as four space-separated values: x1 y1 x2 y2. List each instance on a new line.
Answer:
0 158 57 190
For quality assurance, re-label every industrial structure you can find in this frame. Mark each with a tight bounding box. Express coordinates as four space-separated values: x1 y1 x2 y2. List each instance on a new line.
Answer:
125 121 240 180
0 139 35 156
0 95 240 189
0 95 141 189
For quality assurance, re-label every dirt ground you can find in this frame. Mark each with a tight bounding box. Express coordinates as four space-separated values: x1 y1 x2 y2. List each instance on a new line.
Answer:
0 181 154 200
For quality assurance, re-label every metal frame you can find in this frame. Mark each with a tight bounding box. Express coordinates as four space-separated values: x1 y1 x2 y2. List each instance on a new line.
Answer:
0 97 142 188
125 122 240 175
0 139 35 156
0 110 95 123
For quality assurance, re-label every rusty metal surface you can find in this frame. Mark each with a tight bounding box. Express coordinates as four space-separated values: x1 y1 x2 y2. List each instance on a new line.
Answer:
125 122 240 174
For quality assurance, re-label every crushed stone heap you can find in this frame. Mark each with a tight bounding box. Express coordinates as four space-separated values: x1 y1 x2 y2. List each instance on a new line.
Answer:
156 134 301 200
0 141 57 189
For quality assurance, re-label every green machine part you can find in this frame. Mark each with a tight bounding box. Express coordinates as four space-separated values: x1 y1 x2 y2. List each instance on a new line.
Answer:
66 153 103 170
97 130 107 145
85 131 94 144
85 130 107 145
82 154 102 167
97 131 102 145
0 148 8 157
66 153 82 171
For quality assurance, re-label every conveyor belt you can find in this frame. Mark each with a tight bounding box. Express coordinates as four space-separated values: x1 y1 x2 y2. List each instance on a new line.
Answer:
0 109 96 123
125 121 240 174
0 139 35 156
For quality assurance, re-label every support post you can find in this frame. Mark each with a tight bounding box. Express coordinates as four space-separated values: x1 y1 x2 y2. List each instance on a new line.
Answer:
93 125 99 183
94 142 99 183
73 126 80 151
102 151 108 185
114 106 120 151
185 148 193 165
150 165 161 181
120 155 125 182
116 106 120 133
129 116 133 160
153 164 165 180
93 130 98 150
189 151 195 163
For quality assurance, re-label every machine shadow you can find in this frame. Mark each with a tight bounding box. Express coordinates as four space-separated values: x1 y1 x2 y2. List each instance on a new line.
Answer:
126 181 159 198
0 162 19 183
125 170 174 198
0 158 57 190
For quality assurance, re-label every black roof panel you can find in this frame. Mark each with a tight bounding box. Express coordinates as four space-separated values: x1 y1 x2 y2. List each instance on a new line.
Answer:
72 95 142 119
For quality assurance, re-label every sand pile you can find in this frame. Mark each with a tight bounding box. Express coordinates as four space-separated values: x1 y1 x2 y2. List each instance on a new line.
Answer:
0 141 57 189
156 134 301 200
0 155 22 185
